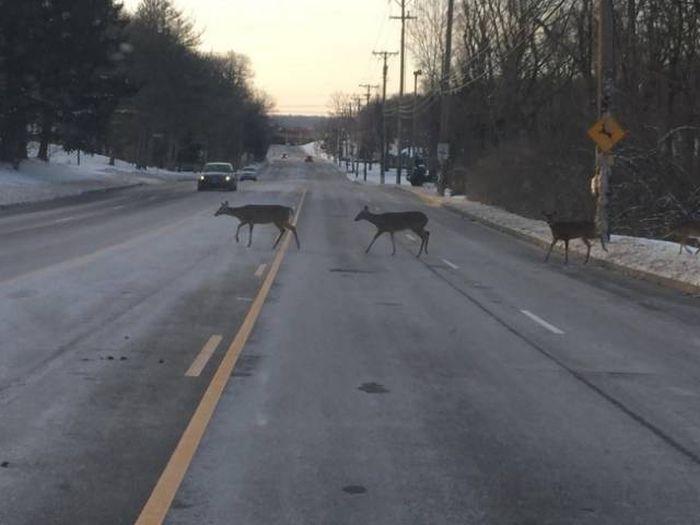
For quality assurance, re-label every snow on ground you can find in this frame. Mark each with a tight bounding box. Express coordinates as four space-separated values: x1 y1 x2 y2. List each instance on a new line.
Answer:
0 143 194 207
405 187 700 291
328 149 700 291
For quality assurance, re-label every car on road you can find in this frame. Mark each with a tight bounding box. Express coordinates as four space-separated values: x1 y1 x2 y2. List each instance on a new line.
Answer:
305 155 313 162
198 162 237 191
238 166 258 181
281 153 288 159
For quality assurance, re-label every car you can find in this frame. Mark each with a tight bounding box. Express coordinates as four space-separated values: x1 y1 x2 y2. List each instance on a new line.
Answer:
198 162 237 191
304 155 313 162
281 153 288 159
238 166 258 181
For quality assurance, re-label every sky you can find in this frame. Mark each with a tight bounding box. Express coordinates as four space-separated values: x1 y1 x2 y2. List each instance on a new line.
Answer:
121 0 415 116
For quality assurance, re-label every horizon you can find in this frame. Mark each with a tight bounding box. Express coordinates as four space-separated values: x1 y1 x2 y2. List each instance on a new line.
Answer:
120 0 414 117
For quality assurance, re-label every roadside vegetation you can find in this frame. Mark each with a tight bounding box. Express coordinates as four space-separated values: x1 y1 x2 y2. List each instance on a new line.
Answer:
326 0 700 239
0 0 271 171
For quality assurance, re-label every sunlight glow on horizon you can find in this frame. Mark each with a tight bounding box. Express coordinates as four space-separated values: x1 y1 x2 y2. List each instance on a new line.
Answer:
121 0 415 116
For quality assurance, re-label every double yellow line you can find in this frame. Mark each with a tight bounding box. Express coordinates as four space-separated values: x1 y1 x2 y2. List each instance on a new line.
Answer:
135 190 307 524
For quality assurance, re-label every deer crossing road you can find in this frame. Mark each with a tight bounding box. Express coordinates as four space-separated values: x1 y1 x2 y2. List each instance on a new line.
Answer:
1 147 700 525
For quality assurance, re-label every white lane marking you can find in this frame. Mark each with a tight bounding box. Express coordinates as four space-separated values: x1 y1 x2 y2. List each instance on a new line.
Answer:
53 216 79 224
254 264 267 277
442 258 459 270
236 297 254 302
405 233 417 241
111 205 126 210
185 335 223 377
520 310 565 335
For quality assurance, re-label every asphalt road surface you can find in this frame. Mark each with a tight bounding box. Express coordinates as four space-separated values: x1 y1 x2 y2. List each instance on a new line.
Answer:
1 145 700 525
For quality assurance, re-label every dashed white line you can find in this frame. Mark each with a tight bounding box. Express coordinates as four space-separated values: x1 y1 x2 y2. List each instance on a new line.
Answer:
185 335 223 377
53 216 78 224
520 310 565 335
442 258 459 270
405 233 417 241
111 205 126 210
254 264 267 277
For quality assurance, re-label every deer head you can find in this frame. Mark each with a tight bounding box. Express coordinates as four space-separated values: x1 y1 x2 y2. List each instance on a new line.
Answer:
214 201 230 216
354 205 371 222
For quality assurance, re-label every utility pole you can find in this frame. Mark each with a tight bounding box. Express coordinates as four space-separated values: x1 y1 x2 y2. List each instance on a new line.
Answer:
353 95 362 177
437 0 454 196
373 51 398 184
359 83 379 181
391 1 416 185
594 0 614 241
412 69 422 162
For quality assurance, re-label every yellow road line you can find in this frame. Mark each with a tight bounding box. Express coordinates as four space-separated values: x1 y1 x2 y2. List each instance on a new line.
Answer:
135 189 307 525
254 263 267 277
184 335 223 377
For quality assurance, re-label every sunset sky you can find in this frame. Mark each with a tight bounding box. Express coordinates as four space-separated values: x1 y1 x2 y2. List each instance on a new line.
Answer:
121 0 414 115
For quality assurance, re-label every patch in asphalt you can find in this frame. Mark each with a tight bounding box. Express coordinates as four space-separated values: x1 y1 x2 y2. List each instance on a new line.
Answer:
342 485 367 495
358 382 389 394
233 354 261 377
329 268 377 274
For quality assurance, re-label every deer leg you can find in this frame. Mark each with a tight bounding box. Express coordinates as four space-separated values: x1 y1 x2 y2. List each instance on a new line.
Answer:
583 238 592 264
247 223 254 247
544 239 557 262
272 225 285 248
390 232 396 255
235 222 244 243
365 231 382 254
564 240 569 264
286 223 300 249
599 234 608 252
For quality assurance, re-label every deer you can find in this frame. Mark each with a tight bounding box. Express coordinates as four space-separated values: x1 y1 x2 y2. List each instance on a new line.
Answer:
666 220 700 255
542 211 608 264
354 205 430 257
214 201 300 249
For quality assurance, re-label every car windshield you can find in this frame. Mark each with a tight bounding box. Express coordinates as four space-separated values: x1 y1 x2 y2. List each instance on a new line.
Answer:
204 163 232 173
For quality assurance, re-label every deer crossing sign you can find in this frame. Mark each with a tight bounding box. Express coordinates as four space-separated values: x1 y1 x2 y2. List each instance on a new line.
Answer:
587 115 626 152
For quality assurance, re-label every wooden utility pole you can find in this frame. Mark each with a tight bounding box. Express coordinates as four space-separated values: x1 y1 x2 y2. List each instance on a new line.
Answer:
412 69 422 162
391 1 416 185
359 83 379 180
595 0 615 241
437 0 455 196
373 51 398 184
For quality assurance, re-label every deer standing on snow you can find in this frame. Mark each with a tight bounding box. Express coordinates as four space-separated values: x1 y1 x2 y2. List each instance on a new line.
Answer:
354 205 430 257
215 201 300 249
666 221 700 255
542 211 607 264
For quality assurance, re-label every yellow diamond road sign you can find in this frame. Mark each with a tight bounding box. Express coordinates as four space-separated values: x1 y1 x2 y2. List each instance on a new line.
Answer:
587 115 626 152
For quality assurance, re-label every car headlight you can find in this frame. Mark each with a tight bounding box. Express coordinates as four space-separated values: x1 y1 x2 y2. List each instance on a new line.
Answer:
225 176 231 181
199 175 205 181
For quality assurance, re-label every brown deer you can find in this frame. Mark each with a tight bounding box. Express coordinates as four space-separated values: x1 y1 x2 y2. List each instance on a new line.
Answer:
542 211 608 264
354 205 430 257
215 201 300 249
666 221 700 255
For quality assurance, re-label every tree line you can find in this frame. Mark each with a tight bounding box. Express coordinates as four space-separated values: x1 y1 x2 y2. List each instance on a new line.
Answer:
329 0 700 237
0 0 270 170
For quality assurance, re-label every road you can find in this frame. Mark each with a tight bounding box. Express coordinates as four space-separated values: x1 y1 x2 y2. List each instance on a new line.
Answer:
1 145 700 524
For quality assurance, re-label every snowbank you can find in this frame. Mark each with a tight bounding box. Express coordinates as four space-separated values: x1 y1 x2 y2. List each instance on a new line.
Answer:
399 186 700 293
0 143 195 207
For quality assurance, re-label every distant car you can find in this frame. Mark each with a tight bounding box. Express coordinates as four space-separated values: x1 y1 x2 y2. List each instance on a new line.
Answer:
238 166 258 181
304 155 313 162
281 153 288 159
198 162 237 191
